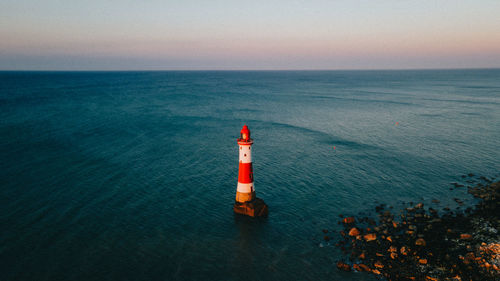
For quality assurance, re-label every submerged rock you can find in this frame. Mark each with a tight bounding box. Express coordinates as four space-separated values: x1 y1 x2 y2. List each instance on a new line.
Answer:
336 261 351 271
415 238 426 246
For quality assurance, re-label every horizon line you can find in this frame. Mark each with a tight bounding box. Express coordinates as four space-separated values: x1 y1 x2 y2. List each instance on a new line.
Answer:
1 67 500 72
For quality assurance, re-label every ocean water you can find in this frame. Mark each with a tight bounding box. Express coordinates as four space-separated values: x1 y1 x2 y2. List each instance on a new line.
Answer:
1 70 499 281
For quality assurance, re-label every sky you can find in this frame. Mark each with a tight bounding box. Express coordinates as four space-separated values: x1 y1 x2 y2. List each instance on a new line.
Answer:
1 0 500 70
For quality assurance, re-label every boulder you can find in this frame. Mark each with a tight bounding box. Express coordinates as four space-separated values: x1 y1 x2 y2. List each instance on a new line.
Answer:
364 233 377 242
336 261 351 271
415 238 426 246
348 227 360 236
343 217 355 224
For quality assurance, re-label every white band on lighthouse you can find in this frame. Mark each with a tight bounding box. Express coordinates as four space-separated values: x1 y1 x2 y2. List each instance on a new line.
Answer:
237 182 254 193
239 145 252 163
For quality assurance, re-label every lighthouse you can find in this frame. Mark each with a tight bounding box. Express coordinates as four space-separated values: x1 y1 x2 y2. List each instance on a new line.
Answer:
233 125 268 217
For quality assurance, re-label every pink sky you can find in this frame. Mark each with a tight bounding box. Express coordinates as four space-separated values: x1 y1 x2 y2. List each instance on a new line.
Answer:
1 0 499 70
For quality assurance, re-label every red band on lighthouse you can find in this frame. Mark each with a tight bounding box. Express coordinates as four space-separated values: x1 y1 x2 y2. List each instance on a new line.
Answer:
238 163 253 183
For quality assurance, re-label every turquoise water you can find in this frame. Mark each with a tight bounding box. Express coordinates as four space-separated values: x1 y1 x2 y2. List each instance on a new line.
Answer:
1 70 499 280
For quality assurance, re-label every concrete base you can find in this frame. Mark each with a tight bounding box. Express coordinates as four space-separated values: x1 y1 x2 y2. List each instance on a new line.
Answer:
233 198 268 217
235 190 255 203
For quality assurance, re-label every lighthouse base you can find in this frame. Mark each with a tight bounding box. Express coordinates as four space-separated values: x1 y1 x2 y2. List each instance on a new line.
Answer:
233 198 268 217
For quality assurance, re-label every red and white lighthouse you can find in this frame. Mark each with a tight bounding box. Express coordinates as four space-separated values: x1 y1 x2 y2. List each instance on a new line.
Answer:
233 125 268 217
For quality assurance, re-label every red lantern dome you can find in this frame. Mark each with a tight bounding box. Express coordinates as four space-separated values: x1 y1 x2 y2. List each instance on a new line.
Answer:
239 125 251 142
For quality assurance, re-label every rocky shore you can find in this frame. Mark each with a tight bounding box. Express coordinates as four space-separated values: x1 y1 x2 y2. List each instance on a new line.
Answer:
332 176 499 281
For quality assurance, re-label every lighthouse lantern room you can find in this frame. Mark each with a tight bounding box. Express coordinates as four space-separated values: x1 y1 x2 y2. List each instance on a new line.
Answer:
233 125 268 217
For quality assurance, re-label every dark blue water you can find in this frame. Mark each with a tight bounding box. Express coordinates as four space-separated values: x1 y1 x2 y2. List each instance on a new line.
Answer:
1 70 499 281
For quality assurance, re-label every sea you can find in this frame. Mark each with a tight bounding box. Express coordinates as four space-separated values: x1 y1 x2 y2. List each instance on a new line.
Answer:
1 70 499 281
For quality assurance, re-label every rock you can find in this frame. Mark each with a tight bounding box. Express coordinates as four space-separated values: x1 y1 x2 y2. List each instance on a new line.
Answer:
374 260 384 269
322 229 328 233
460 234 472 240
353 264 371 272
465 252 475 261
415 238 426 246
480 176 490 182
359 264 371 271
364 233 376 242
343 217 355 224
336 261 351 271
400 246 409 255
348 227 360 236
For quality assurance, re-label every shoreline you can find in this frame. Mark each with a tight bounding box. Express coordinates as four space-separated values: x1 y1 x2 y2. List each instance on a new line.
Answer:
333 175 499 281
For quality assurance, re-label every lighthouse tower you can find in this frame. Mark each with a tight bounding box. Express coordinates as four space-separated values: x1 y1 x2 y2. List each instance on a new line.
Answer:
233 125 268 217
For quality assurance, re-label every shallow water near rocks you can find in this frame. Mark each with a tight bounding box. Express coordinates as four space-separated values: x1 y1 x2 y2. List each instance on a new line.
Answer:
1 70 499 280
